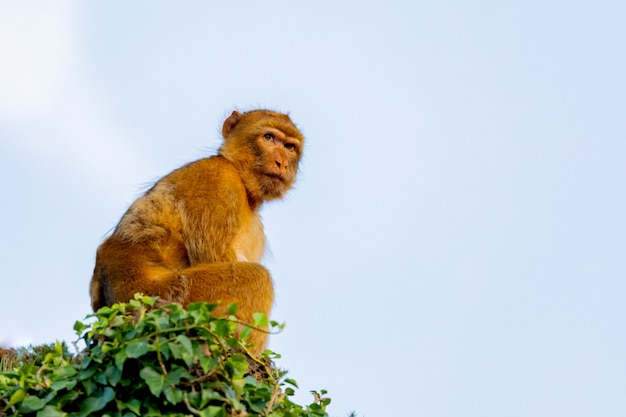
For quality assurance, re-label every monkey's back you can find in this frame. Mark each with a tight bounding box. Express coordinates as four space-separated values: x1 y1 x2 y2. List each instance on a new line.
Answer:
90 156 260 310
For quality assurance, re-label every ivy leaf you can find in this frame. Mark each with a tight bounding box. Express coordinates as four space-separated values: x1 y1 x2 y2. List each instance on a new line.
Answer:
20 393 53 413
141 294 158 306
200 355 218 373
176 334 194 366
7 389 26 407
212 319 236 337
252 312 268 327
164 366 185 386
77 387 115 416
52 365 77 380
126 340 150 358
169 340 182 360
139 366 164 397
239 325 251 342
115 348 128 370
270 320 284 329
248 398 267 414
106 363 123 386
284 378 299 388
73 320 88 335
50 378 77 392
51 390 79 408
163 385 184 405
124 398 142 415
36 405 67 417
200 405 226 417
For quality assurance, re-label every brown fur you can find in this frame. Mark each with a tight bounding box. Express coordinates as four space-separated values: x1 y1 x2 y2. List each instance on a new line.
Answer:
90 109 304 354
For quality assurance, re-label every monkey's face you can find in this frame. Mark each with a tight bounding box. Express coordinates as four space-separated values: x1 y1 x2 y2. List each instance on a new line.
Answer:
219 109 304 203
252 127 302 199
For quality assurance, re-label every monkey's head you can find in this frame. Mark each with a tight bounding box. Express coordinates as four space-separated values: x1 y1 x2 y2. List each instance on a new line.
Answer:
219 109 304 204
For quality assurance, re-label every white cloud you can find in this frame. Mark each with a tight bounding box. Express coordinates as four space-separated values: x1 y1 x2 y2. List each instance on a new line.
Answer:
0 1 75 119
0 1 154 196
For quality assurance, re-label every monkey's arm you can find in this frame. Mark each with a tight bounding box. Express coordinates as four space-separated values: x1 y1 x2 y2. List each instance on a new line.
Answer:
174 157 250 265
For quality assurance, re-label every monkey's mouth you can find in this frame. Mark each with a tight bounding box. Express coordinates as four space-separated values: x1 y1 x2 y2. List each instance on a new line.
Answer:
263 172 286 183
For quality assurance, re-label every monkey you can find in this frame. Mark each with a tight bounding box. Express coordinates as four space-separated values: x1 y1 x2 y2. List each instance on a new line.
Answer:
89 109 304 355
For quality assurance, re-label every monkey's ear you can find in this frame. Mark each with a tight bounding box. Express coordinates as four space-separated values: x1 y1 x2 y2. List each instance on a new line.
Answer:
222 111 243 138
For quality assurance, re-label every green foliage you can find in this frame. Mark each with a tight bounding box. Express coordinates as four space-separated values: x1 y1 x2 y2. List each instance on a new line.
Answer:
0 295 330 417
1 344 72 373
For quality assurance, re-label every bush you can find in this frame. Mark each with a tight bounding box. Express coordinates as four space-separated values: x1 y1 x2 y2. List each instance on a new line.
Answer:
0 295 330 417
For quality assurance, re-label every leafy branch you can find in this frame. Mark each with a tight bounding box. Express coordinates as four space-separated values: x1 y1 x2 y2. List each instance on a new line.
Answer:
0 294 330 417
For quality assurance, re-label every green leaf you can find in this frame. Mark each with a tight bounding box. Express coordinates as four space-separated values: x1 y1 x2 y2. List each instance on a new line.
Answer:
269 320 284 329
227 303 238 315
177 334 193 354
77 365 97 381
248 398 267 414
168 340 182 360
225 354 248 378
200 405 226 417
176 334 194 366
106 363 123 386
78 387 115 416
284 378 299 388
252 312 268 327
163 385 184 405
239 325 251 341
200 355 218 373
81 378 96 396
226 337 240 349
164 366 185 386
50 378 77 392
187 388 221 410
52 365 77 380
126 341 150 358
36 405 67 417
156 338 171 360
73 320 88 335
124 398 142 415
128 298 142 308
51 390 79 408
231 377 246 396
139 367 164 397
212 319 236 337
20 394 51 412
114 349 128 370
94 371 108 385
141 294 157 306
7 388 26 407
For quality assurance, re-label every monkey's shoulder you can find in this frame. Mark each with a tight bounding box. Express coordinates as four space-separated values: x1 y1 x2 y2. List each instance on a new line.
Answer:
165 156 247 198
171 156 241 180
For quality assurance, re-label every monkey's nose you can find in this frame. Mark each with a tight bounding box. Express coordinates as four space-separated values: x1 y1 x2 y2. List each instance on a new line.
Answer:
275 160 288 170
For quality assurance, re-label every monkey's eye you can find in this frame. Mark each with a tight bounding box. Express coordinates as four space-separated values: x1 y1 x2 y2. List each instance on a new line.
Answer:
263 133 275 141
284 143 296 151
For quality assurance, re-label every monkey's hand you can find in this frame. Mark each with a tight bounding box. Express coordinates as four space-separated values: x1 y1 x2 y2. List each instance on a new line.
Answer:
163 274 190 303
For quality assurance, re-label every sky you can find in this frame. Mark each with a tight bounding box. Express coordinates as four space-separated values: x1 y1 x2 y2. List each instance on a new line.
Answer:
1 1 625 416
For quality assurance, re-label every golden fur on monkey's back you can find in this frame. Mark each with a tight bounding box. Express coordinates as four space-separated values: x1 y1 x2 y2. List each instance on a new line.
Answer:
90 155 267 310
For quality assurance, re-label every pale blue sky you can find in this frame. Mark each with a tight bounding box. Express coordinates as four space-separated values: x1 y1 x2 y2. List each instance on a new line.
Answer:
1 1 625 416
